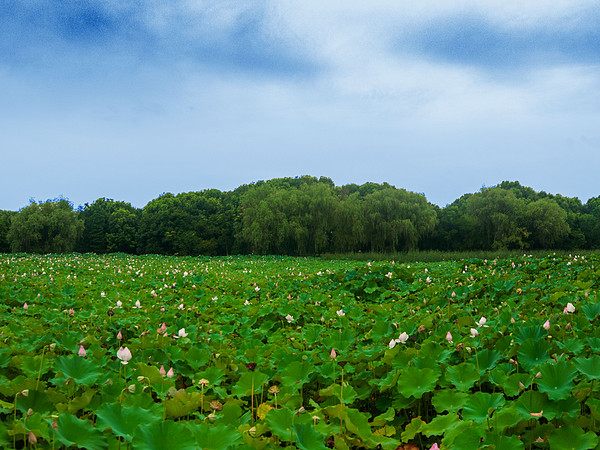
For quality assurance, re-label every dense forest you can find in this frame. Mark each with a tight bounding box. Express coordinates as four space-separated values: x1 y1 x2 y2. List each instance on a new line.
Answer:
1 177 599 255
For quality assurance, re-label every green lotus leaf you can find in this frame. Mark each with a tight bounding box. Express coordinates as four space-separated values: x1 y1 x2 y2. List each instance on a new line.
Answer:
422 413 460 437
574 355 600 380
0 350 10 369
401 416 425 442
483 432 525 449
195 366 226 387
502 373 531 397
219 403 245 427
96 402 162 442
293 423 327 450
556 338 585 355
494 405 522 431
55 413 108 450
184 346 210 370
469 348 502 374
189 423 243 450
446 363 480 391
343 408 372 438
280 361 315 389
133 420 197 450
0 420 9 447
16 389 53 414
56 332 81 352
166 390 204 418
231 371 269 397
135 363 174 387
513 325 546 345
371 407 396 427
462 392 505 423
517 338 551 371
19 354 53 378
68 387 95 414
53 355 103 387
432 389 469 413
536 360 577 401
586 337 600 352
586 398 600 421
548 425 599 450
514 390 554 420
581 303 600 322
265 406 309 441
397 367 439 399
448 425 485 449
419 341 452 365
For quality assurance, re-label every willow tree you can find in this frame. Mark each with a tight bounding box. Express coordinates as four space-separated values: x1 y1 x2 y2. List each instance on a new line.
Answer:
7 200 83 253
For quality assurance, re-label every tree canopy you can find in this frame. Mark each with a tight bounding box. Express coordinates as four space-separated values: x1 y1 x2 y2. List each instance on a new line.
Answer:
1 179 599 255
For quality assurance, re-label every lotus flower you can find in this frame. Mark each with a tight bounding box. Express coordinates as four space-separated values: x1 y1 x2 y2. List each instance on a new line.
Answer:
476 316 487 327
285 314 294 323
429 444 439 450
117 331 122 340
176 328 188 338
117 346 132 365
446 332 453 343
116 300 122 308
389 339 397 349
336 309 345 317
134 300 141 308
470 328 479 338
167 368 174 378
330 348 337 360
563 303 575 314
78 345 86 357
23 303 28 310
398 332 409 344
159 365 166 377
543 320 550 330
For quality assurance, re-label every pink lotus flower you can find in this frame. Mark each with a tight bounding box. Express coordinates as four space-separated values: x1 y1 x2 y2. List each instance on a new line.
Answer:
23 303 28 310
167 368 174 379
117 347 132 365
543 320 550 330
78 345 86 357
446 332 453 343
429 444 439 450
117 331 123 340
159 365 166 377
330 348 337 360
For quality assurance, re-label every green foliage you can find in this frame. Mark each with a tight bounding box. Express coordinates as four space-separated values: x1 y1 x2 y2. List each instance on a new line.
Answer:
7 200 83 253
2 247 600 448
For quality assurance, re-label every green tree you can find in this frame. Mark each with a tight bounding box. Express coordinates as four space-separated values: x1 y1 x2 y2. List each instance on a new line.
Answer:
464 188 529 250
361 188 438 252
137 190 234 256
7 200 83 253
526 198 570 248
77 198 140 253
0 210 17 253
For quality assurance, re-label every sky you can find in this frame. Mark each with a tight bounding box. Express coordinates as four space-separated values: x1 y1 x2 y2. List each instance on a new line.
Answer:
1 1 599 211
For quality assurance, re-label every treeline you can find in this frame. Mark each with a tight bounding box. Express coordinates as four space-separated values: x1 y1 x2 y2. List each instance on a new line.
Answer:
1 177 599 255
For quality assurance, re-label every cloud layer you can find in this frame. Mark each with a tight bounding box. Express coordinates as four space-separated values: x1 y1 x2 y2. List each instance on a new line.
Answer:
1 1 599 210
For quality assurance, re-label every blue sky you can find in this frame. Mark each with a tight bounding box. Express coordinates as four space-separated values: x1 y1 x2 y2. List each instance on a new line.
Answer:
1 1 599 211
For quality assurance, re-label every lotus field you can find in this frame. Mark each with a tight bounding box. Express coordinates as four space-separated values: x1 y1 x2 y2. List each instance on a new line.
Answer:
2 253 600 449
